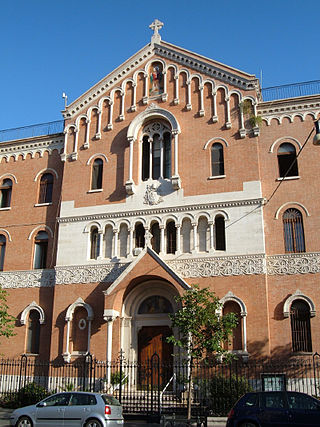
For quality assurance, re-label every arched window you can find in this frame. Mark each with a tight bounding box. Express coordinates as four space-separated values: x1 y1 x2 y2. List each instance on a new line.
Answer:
215 215 226 250
151 222 160 254
211 143 224 176
38 173 53 204
135 223 145 248
91 158 103 190
166 221 176 254
290 300 312 352
0 178 12 208
90 227 100 260
283 208 305 253
72 306 89 353
181 218 192 253
0 234 6 271
119 223 129 258
141 122 172 181
33 231 48 269
223 301 242 351
26 310 41 354
277 143 298 178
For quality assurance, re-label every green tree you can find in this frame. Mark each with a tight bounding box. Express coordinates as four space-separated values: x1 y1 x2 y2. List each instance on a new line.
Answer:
167 285 238 420
0 287 15 339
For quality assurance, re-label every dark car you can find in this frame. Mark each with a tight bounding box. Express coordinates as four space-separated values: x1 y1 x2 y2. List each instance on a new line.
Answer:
226 390 320 427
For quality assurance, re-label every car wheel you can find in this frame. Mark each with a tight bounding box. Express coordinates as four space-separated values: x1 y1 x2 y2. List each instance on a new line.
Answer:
84 419 103 427
15 416 33 427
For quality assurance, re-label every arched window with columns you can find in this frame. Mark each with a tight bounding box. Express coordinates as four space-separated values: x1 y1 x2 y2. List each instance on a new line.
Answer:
141 122 172 181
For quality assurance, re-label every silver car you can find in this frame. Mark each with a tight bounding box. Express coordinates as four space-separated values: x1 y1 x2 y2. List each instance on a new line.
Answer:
10 391 124 427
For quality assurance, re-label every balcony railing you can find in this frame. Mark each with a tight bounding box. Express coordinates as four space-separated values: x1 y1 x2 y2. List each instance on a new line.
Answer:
261 80 320 102
0 120 64 143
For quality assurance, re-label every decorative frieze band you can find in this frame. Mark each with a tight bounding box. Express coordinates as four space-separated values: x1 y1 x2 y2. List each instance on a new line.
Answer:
54 263 129 285
168 254 266 278
1 253 320 289
266 252 320 275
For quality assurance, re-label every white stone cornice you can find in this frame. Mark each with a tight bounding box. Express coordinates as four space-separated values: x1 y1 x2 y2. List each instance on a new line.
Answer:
258 95 320 122
0 136 64 162
58 197 265 224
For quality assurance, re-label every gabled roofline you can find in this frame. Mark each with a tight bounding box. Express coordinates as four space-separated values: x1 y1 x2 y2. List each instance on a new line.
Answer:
63 39 260 120
104 246 191 296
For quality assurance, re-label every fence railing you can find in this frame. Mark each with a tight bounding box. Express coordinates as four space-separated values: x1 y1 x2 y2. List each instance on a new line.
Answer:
0 355 320 417
261 80 320 102
0 120 64 143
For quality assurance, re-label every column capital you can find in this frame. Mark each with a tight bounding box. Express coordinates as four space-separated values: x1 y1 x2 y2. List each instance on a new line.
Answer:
103 309 119 322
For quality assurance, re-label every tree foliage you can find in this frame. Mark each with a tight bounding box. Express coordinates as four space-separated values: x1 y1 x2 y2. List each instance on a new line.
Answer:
167 285 238 361
0 287 15 339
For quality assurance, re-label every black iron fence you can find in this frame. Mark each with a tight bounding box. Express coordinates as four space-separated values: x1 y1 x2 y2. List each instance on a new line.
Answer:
0 355 320 416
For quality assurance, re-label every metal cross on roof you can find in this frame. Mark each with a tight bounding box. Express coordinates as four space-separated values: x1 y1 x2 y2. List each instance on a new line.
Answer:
149 19 164 44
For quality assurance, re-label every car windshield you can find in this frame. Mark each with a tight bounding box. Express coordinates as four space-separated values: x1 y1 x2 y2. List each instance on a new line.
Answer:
102 395 121 406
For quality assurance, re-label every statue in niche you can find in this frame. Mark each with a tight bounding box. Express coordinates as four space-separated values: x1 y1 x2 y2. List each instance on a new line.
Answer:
149 63 164 97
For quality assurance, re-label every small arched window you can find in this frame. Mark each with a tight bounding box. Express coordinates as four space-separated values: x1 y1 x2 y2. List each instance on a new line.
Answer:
166 221 176 254
90 227 100 260
215 215 226 251
135 223 145 248
283 208 305 253
26 310 41 354
0 178 12 208
277 143 298 178
211 143 224 176
0 234 6 271
38 173 54 204
33 231 48 269
290 300 312 352
91 158 103 190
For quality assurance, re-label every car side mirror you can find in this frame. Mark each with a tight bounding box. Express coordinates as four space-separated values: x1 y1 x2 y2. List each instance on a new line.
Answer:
37 402 47 407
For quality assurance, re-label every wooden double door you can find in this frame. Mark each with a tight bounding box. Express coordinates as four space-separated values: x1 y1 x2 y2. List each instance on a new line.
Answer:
138 325 173 387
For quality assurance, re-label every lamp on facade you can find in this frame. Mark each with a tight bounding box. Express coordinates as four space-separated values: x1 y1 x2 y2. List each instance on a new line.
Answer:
313 119 320 145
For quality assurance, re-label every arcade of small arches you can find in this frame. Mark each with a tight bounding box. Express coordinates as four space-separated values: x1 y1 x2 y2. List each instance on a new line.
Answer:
62 58 259 160
87 213 227 260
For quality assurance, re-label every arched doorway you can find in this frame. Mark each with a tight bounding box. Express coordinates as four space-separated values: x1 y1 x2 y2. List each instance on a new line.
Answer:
122 280 178 386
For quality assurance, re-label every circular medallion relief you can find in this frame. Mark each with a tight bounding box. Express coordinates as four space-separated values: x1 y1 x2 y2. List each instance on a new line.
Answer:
78 318 87 330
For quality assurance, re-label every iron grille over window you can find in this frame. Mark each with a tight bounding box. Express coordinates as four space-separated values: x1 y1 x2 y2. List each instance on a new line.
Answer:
38 173 53 204
283 208 305 253
290 300 312 352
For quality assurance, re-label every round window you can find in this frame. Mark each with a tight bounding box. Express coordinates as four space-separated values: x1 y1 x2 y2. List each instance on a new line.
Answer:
78 318 87 330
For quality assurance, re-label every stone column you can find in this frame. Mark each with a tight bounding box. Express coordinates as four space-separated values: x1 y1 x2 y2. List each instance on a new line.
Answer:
160 225 165 254
176 224 181 255
113 229 119 259
84 119 91 148
96 110 102 139
104 310 119 385
192 221 198 253
209 221 214 252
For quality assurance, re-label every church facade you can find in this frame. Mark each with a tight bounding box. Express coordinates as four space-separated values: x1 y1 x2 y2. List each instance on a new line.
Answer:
1 20 320 364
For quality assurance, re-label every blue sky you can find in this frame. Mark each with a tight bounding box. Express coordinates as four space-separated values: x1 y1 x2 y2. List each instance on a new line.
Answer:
1 0 319 129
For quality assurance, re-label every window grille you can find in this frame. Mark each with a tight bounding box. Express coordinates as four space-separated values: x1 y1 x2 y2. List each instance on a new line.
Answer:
283 209 305 253
290 300 312 352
